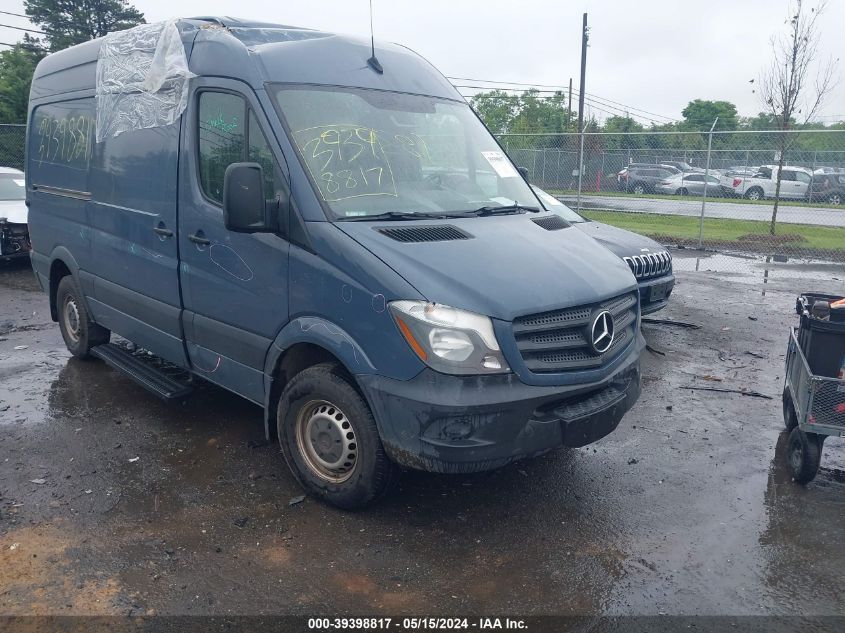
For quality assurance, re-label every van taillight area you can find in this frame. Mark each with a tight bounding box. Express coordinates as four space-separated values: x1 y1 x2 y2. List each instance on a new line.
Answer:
0 222 30 258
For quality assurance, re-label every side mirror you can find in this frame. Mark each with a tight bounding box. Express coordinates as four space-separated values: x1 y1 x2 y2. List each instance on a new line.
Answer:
517 166 529 180
223 162 277 233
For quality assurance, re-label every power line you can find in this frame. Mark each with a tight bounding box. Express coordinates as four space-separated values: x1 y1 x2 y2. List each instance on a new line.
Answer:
0 22 45 35
0 10 29 19
448 76 571 89
458 84 679 123
460 87 672 126
451 77 679 122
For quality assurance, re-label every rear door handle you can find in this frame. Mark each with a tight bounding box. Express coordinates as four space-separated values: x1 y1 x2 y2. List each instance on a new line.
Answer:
188 232 211 246
153 226 173 238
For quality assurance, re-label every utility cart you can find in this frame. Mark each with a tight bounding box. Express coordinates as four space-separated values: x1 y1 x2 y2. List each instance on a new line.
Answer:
782 293 845 483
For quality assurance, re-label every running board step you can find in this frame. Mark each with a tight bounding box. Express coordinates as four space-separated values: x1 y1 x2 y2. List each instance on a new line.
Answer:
91 343 193 401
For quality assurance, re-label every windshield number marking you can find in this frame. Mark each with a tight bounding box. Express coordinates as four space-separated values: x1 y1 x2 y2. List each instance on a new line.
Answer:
294 124 397 202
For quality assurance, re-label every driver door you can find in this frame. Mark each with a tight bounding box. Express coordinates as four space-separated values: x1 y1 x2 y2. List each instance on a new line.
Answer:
178 80 291 403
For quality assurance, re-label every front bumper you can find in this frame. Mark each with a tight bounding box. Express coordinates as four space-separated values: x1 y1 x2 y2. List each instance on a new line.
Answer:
358 333 643 473
0 222 30 260
638 273 675 315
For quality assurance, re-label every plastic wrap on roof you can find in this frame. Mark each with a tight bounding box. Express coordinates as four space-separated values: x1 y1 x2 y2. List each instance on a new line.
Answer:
95 20 193 142
226 26 331 47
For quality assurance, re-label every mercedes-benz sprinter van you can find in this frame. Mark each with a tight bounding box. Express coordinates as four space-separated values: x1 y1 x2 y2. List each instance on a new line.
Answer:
27 18 643 508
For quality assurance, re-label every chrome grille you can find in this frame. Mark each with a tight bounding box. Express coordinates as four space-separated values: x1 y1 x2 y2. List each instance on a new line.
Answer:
513 292 638 373
623 251 672 279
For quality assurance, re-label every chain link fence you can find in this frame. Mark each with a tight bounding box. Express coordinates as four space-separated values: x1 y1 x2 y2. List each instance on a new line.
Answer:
4 120 845 273
500 129 845 272
0 124 26 171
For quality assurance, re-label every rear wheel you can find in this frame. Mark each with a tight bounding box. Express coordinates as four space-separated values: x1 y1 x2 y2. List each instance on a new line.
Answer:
675 187 689 196
787 427 823 484
744 187 764 201
56 275 110 359
277 363 399 509
827 192 843 205
632 183 646 195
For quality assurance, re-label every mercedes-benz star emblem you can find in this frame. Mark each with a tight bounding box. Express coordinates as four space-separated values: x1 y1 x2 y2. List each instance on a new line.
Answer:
590 310 615 354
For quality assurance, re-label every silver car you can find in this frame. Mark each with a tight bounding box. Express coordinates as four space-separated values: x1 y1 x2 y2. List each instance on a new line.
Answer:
656 172 723 196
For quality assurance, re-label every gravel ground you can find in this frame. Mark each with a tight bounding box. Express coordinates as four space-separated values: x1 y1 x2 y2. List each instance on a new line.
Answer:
0 254 843 617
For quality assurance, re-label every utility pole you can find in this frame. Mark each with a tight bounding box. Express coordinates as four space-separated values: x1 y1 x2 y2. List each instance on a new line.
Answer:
575 12 589 207
577 13 588 135
567 77 573 130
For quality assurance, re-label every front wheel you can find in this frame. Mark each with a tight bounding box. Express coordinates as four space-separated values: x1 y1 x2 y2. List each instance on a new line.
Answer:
787 427 823 484
277 363 399 509
56 275 110 359
827 192 843 205
632 183 646 195
675 188 689 196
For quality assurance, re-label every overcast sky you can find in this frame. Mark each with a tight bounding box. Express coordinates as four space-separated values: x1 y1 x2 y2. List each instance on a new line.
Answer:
4 0 845 125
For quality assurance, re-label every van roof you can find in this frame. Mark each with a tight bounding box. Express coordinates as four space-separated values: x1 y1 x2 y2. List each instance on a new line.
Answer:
30 17 460 103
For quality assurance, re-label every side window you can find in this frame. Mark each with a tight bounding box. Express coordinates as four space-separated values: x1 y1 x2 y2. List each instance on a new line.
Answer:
248 110 282 199
28 99 95 192
781 170 796 181
198 91 246 204
795 171 811 184
685 174 703 182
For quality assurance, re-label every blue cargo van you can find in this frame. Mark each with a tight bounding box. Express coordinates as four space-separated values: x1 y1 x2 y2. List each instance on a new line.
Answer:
27 17 644 507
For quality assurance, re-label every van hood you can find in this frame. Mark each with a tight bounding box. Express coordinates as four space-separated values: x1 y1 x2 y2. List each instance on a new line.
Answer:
0 200 27 224
335 215 637 322
573 220 665 259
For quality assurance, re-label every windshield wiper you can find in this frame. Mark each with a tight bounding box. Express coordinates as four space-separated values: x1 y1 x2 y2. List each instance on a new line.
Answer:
338 211 455 222
469 203 541 216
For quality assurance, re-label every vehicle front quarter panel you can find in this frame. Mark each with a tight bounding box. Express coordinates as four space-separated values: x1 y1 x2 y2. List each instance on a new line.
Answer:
285 221 427 377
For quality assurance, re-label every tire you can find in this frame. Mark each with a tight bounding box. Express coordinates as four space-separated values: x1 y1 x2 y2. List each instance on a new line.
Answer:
675 188 688 196
787 427 823 484
744 187 764 201
277 362 399 509
782 387 798 431
827 192 843 205
632 183 646 195
56 275 110 359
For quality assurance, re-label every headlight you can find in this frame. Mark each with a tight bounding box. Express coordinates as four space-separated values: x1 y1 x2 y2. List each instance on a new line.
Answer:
389 301 510 375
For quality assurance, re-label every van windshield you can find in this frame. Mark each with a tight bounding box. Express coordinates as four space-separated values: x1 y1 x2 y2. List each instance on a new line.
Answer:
273 86 538 219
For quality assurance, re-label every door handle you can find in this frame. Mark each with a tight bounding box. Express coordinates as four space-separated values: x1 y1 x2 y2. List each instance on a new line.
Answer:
188 232 211 246
153 226 173 238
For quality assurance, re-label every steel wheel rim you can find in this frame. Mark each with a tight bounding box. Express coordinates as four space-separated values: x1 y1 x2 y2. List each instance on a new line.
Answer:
295 399 358 483
63 296 81 343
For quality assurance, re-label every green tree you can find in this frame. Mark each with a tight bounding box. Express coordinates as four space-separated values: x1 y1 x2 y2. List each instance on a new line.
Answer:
0 43 44 123
601 116 644 151
510 89 569 136
24 0 145 52
470 90 519 135
681 99 739 131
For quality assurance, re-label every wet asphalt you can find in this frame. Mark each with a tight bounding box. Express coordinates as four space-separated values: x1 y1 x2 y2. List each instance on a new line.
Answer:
0 255 843 617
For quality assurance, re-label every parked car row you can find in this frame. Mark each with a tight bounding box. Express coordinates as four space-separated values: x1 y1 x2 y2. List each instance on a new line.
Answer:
614 161 845 204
